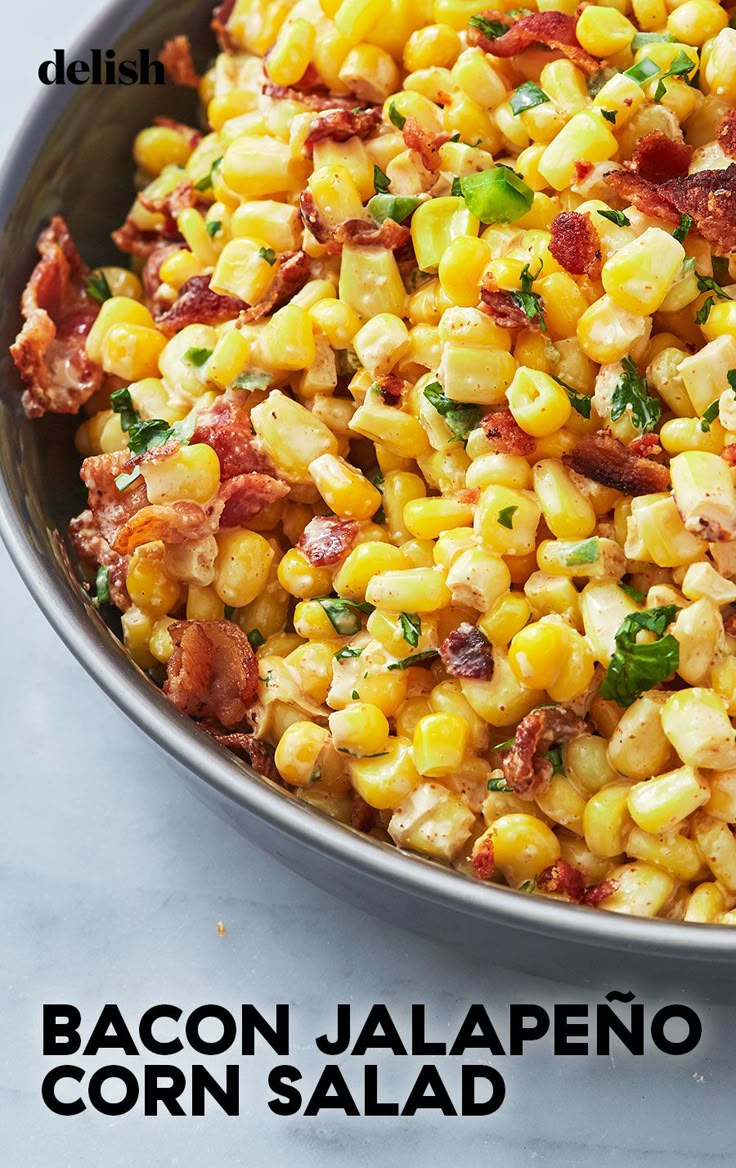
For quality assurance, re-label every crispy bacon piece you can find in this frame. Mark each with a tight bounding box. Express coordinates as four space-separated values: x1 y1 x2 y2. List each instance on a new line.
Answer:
191 397 275 478
402 116 450 173
80 450 149 547
574 160 594 185
201 724 278 777
537 861 585 902
502 706 587 799
11 217 103 418
351 795 378 833
472 835 495 881
304 106 381 157
456 487 480 506
605 164 736 253
300 190 410 253
114 500 220 556
469 11 601 76
69 509 130 611
263 80 360 111
723 446 736 468
480 408 536 457
563 431 670 496
238 250 311 323
479 284 530 331
164 620 259 728
628 432 662 459
376 373 404 405
718 110 736 160
153 115 203 150
158 35 200 88
582 880 617 907
154 274 248 335
141 242 185 311
138 179 201 222
549 211 602 279
297 516 359 566
440 623 495 680
218 473 290 526
211 0 237 52
629 131 693 184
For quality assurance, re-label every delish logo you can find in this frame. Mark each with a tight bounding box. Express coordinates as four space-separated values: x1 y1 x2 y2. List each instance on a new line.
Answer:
38 49 165 85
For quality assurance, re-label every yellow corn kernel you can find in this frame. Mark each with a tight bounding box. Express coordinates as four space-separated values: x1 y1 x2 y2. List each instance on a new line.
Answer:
339 245 406 319
479 813 561 888
404 22 460 70
446 547 511 611
365 567 451 613
443 92 499 152
607 694 674 780
222 134 306 198
438 236 492 309
438 305 512 350
670 449 736 539
335 541 409 601
628 492 706 568
86 296 156 363
669 0 728 44
126 541 180 617
158 248 202 291
592 74 645 128
265 17 316 86
538 112 617 192
693 812 736 891
536 272 588 341
149 616 176 664
703 28 736 100
700 298 736 343
309 453 382 520
566 735 618 796
100 323 166 381
210 237 279 304
684 881 727 923
429 679 488 751
121 606 156 670
380 471 425 544
508 619 572 691
97 412 126 454
411 196 479 273
413 713 468 777
251 391 337 482
186 582 225 621
275 722 330 787
540 59 588 115
140 444 220 505
602 228 685 316
577 6 636 56
389 780 475 860
214 529 274 608
403 496 475 540
475 484 541 556
662 688 736 770
678 335 736 414
176 207 218 268
353 313 410 377
462 644 542 727
713 657 736 716
584 782 633 858
599 862 675 917
627 827 703 882
524 571 580 625
349 395 430 460
395 696 433 739
438 344 517 405
95 267 142 301
284 641 337 706
633 0 666 29
277 548 333 599
466 453 532 493
133 124 193 175
628 766 710 835
478 592 530 646
536 775 587 835
339 43 400 103
532 459 596 539
206 329 250 389
333 0 384 41
207 89 256 133
451 46 507 106
230 200 301 253
349 736 420 808
293 599 342 640
433 527 476 568
506 367 572 438
577 295 650 365
329 703 390 758
309 298 363 349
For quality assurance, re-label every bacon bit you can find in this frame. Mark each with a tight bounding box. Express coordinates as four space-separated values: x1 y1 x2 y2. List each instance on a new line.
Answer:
549 211 602 279
456 487 480 506
472 834 495 881
299 190 410 253
191 397 275 478
402 116 450 173
724 612 736 637
158 35 200 88
114 500 220 555
469 11 601 77
153 115 203 151
480 408 536 457
11 217 103 418
629 131 693 184
440 623 495 680
297 515 360 566
351 795 378 833
479 284 531 331
537 860 586 902
262 80 361 112
80 450 148 547
606 164 736 253
563 431 670 496
218 473 290 526
304 106 381 157
574 160 594 184
211 0 237 53
582 879 617 907
376 373 404 405
141 242 185 311
238 250 311 323
164 620 259 728
69 509 130 611
723 446 736 467
154 274 248 335
201 724 278 777
502 706 587 799
718 110 736 160
629 432 662 459
138 179 202 222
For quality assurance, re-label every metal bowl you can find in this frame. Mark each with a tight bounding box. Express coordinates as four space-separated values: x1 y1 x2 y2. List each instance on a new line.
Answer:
1 0 734 999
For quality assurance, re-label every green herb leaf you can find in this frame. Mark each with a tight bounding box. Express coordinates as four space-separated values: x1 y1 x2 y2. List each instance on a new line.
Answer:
373 164 391 193
468 13 509 39
335 645 363 662
92 565 111 607
423 381 484 439
631 30 674 51
610 356 662 433
231 368 272 391
544 744 566 776
86 270 113 304
510 81 549 115
388 102 406 130
487 776 514 791
700 399 720 432
114 467 142 491
387 649 439 671
184 346 213 367
697 274 732 301
451 176 463 197
336 348 362 376
555 379 592 419
224 605 236 620
565 537 600 566
205 220 222 238
310 765 322 783
247 628 266 650
728 369 736 393
680 256 697 278
400 612 422 648
600 605 680 707
597 208 630 228
673 213 693 244
454 166 534 224
317 597 373 636
366 193 423 224
351 690 360 701
519 878 538 893
126 418 173 456
618 581 645 603
653 49 695 101
508 259 546 332
497 505 517 529
194 157 222 191
623 57 661 86
258 246 276 265
696 296 715 325
587 67 617 97
600 108 617 123
110 387 139 433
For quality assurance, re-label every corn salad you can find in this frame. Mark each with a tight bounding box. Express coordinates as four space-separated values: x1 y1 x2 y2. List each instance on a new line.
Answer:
16 0 736 925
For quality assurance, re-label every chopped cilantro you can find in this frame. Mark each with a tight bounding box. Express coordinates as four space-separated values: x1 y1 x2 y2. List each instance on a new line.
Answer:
388 102 406 131
126 418 173 455
653 49 695 101
387 649 439 672
565 537 599 566
618 581 645 603
610 356 662 433
497 505 518 529
247 629 266 650
468 13 509 39
351 690 360 701
597 208 630 227
510 81 549 116
700 400 720 432
728 370 736 393
508 259 546 332
317 597 373 636
552 376 592 419
335 645 363 662
400 612 421 648
544 744 566 776
600 606 680 707
673 213 692 244
423 381 484 439
600 109 617 123
91 565 111 607
184 346 213 367
110 387 139 433
205 220 222 238
194 157 222 191
487 776 514 792
518 878 538 893
373 164 391 193
232 368 272 391
258 246 276 265
86 270 113 304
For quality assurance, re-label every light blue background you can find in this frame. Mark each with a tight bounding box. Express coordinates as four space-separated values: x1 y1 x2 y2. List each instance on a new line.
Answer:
1 4 734 1163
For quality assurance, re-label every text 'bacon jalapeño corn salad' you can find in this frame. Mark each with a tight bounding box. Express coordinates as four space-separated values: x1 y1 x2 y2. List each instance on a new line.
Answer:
14 0 736 922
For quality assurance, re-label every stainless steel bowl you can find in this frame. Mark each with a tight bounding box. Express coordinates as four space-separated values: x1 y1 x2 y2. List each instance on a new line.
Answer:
2 0 734 999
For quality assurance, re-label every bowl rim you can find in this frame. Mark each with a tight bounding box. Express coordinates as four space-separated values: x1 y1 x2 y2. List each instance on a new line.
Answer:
2 0 735 964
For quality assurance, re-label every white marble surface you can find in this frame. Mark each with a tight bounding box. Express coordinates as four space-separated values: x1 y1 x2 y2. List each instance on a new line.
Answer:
1 3 735 1164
